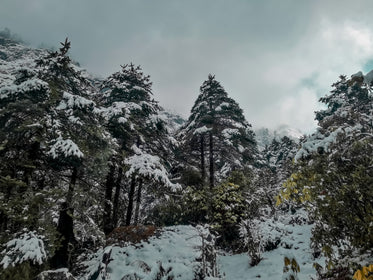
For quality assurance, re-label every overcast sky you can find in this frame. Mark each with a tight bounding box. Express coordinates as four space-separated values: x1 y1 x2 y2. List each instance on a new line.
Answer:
2 0 373 133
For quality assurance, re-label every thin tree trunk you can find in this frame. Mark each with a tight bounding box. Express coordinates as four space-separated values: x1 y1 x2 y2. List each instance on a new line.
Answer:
209 131 214 189
201 135 206 182
134 178 143 225
103 163 115 235
126 174 136 226
112 167 123 228
66 166 78 207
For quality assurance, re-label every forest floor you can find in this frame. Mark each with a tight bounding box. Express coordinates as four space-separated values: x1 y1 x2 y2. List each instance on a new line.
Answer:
79 209 325 279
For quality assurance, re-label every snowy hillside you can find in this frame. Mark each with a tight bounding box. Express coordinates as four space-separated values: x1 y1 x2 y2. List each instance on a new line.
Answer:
0 36 45 86
77 210 322 280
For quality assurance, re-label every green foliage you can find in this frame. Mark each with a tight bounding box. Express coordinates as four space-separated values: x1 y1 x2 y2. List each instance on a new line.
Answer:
179 179 249 248
211 183 247 232
181 185 210 224
147 195 185 226
0 261 46 280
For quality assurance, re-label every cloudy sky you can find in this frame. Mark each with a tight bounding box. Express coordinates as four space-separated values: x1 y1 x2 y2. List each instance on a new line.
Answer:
2 0 373 133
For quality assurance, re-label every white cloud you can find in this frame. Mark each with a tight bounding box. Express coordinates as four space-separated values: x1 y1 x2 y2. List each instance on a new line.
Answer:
2 1 373 133
247 19 373 132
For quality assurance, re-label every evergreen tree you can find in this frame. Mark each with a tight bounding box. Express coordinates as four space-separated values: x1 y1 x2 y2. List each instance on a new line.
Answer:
0 38 112 270
98 64 177 232
178 74 257 188
278 71 373 262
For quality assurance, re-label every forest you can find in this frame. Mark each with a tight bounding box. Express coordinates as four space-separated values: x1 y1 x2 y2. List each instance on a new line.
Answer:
0 33 372 280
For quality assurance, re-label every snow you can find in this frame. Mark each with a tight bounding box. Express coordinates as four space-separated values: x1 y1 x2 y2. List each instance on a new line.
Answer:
132 85 147 92
220 209 323 280
0 77 49 99
38 268 75 280
48 136 84 159
295 125 361 161
79 210 323 280
351 69 373 85
194 125 211 135
80 225 214 280
96 101 142 120
215 102 230 111
56 91 95 110
221 128 239 139
0 231 47 269
125 145 180 191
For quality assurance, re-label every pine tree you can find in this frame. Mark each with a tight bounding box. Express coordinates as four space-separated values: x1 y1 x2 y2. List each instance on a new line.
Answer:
0 38 112 270
98 64 177 231
179 74 257 188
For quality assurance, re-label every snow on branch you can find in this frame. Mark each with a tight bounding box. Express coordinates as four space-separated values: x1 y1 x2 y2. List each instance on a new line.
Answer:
56 91 95 110
294 125 362 161
124 145 180 191
48 136 84 159
193 125 211 135
96 101 142 121
0 231 47 269
0 78 49 100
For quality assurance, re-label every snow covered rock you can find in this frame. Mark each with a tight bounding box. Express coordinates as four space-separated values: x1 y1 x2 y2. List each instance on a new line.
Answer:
37 268 76 280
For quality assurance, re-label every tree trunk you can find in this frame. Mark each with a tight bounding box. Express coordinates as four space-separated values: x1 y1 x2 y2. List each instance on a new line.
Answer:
209 131 214 189
66 166 78 207
126 174 136 226
103 163 116 235
0 211 8 233
52 167 77 269
112 167 123 228
200 135 206 182
51 202 75 269
134 178 143 225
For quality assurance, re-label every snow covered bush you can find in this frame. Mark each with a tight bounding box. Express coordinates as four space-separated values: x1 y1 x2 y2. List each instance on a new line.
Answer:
239 220 263 266
1 231 47 269
277 72 373 267
0 231 48 279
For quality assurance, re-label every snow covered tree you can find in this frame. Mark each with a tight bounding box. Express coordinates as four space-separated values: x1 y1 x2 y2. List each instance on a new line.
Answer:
0 66 50 231
277 71 373 262
98 64 178 232
0 38 112 270
178 74 257 188
254 136 298 212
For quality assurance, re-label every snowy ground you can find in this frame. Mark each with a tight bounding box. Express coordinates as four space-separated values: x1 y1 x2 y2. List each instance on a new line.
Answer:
79 210 323 280
219 210 323 279
79 225 215 280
